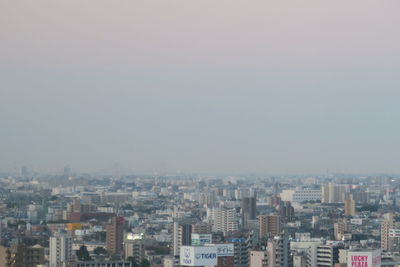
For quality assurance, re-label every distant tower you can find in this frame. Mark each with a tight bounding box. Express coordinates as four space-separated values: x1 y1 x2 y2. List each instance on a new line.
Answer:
63 165 71 177
21 166 29 178
113 162 120 179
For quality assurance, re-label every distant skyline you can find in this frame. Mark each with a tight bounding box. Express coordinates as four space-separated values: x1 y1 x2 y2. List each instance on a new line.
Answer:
1 1 400 174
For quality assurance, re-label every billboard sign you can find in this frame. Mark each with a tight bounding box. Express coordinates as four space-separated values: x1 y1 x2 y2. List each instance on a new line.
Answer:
347 250 381 267
180 246 217 266
207 243 234 257
191 234 212 246
389 229 400 237
350 219 363 225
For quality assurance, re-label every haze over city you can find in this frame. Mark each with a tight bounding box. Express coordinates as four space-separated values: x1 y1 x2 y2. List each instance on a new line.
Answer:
3 2 400 267
1 0 400 174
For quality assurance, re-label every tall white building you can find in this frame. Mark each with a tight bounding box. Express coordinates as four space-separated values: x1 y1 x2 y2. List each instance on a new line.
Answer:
211 207 239 234
49 233 73 267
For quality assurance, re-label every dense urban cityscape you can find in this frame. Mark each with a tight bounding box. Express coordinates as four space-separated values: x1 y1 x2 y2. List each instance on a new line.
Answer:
0 168 399 266
2 1 400 267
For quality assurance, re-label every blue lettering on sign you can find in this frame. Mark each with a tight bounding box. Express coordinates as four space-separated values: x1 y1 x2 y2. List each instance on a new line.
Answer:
194 253 217 259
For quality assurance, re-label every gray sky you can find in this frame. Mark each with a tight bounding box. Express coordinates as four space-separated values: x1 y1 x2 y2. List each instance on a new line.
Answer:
1 0 400 174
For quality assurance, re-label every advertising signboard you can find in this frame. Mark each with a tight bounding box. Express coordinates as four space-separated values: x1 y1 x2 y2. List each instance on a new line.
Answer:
347 250 381 267
389 229 400 237
350 219 363 225
191 234 212 246
180 246 217 266
207 243 234 257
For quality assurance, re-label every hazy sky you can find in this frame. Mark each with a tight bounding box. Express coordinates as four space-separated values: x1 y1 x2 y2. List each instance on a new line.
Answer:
1 1 400 174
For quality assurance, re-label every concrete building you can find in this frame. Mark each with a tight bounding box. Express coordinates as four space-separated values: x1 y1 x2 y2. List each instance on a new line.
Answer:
125 238 145 265
226 237 250 267
191 222 212 234
280 188 321 203
381 213 400 252
49 233 73 267
250 251 267 267
172 221 192 257
242 197 257 229
259 215 281 239
316 244 342 267
291 239 322 267
0 244 45 267
321 183 346 203
106 216 124 256
279 202 295 221
293 254 307 267
266 235 290 267
212 208 239 235
344 197 356 217
334 219 348 241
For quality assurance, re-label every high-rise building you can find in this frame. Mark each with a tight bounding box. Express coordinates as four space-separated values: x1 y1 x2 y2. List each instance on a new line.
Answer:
242 197 257 229
316 244 342 267
63 165 72 177
226 237 250 267
266 235 290 267
250 251 267 267
334 219 348 241
49 233 73 267
321 183 346 203
381 213 400 251
124 237 145 265
279 202 295 221
212 207 239 235
0 244 45 267
344 196 356 216
267 195 281 207
172 221 192 257
259 215 281 239
21 165 29 178
106 216 124 256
